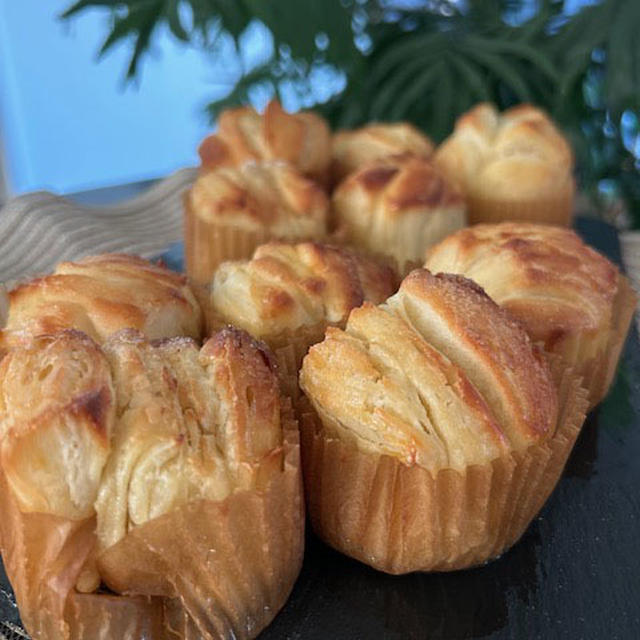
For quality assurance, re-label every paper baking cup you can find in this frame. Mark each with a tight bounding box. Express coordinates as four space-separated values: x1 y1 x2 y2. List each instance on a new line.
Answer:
299 358 588 574
184 194 272 286
0 404 303 640
467 180 575 226
544 274 637 409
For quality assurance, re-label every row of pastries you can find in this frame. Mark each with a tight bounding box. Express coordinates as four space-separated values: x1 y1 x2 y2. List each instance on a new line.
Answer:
0 99 636 640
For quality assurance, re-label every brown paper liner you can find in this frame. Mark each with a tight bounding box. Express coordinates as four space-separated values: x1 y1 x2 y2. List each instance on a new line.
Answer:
184 194 273 286
577 274 637 408
299 357 588 574
0 403 304 639
466 179 575 226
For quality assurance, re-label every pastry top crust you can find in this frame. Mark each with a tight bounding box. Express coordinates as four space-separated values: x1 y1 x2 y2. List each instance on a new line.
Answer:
211 241 399 338
434 103 574 200
424 222 619 351
3 254 203 344
300 269 557 470
332 122 434 183
187 161 329 237
0 328 284 550
333 155 463 219
331 156 466 271
198 100 331 185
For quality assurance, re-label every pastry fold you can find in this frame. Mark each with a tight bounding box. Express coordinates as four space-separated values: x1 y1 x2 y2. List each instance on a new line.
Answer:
0 328 304 639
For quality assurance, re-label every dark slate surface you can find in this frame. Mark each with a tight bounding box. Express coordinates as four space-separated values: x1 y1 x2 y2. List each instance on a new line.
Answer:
1 218 638 640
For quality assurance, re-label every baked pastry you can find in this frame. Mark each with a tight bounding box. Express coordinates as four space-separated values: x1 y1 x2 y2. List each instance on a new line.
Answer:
0 327 303 639
331 122 434 184
198 100 331 186
299 269 587 573
184 161 329 285
1 253 202 347
331 156 466 274
205 240 398 401
434 103 575 225
424 223 637 408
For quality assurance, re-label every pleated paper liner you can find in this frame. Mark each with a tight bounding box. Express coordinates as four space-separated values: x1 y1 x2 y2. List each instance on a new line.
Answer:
0 401 304 640
299 355 588 575
577 273 637 408
466 179 575 226
183 193 273 287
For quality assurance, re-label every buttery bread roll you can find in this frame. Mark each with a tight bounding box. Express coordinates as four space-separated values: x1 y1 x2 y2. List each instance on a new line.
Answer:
0 328 303 639
331 122 434 184
332 156 466 274
185 161 329 285
424 223 637 408
1 253 202 346
198 100 331 186
299 269 588 573
434 103 575 225
206 240 398 401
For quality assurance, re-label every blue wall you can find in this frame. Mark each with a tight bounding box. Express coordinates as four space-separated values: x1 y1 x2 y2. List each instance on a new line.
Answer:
0 1 245 195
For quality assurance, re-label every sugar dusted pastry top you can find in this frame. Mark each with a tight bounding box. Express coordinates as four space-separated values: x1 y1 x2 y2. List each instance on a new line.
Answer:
300 269 557 470
3 254 202 345
0 328 284 550
434 103 574 200
331 156 466 270
187 161 329 237
332 122 434 183
211 241 398 338
199 100 331 185
424 223 619 353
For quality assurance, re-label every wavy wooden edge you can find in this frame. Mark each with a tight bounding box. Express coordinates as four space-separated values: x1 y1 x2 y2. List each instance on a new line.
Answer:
0 168 197 284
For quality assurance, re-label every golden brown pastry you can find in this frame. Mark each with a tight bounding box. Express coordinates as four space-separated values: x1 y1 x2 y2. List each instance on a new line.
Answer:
2 253 202 346
185 161 329 285
424 223 637 407
299 269 588 573
434 103 575 225
0 328 303 640
332 156 466 274
198 100 331 186
207 240 398 400
331 122 434 184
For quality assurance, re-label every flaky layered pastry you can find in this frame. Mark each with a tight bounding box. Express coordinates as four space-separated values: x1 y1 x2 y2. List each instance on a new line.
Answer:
331 122 434 184
332 156 466 274
1 253 202 346
198 100 331 185
301 269 556 469
208 241 398 403
187 161 328 236
298 269 586 574
434 103 574 224
210 241 398 339
424 223 637 406
185 161 329 285
0 328 303 639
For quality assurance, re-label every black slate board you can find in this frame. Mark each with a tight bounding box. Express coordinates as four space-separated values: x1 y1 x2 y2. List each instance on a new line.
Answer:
1 218 639 640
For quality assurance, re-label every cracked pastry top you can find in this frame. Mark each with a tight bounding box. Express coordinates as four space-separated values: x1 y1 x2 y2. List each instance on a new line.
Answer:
424 223 619 362
2 254 202 345
331 122 434 184
209 241 398 340
331 156 466 273
434 103 574 202
187 161 329 238
0 327 284 550
299 269 557 470
198 100 331 186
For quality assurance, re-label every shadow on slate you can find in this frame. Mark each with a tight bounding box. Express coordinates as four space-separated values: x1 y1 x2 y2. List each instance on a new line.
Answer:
1 217 639 640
